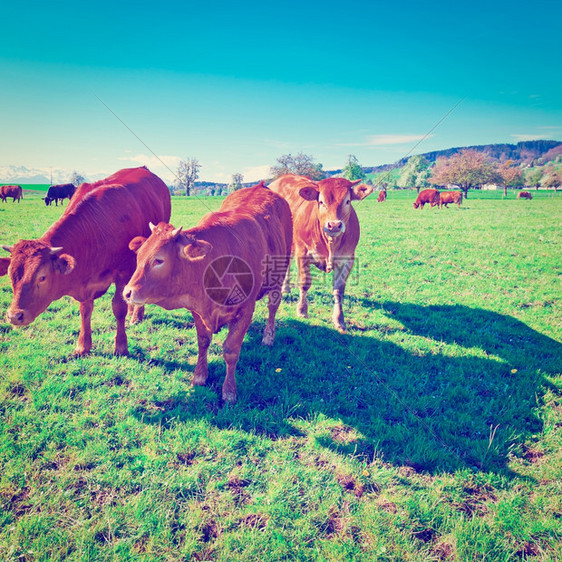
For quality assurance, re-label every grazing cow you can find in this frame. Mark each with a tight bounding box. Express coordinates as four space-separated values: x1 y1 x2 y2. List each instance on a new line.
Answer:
123 182 292 403
439 191 463 208
377 189 387 203
0 185 23 203
413 188 440 209
44 183 76 206
0 167 171 356
517 191 533 200
268 174 373 333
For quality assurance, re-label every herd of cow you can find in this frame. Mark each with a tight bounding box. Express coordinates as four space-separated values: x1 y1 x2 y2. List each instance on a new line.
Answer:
0 168 532 402
0 182 76 205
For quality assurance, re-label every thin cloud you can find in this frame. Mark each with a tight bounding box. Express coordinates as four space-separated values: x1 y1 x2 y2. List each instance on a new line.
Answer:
511 134 546 142
118 153 182 170
242 165 271 183
339 134 433 147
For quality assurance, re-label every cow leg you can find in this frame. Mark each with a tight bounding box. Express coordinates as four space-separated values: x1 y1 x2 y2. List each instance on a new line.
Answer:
112 280 129 355
129 304 145 324
222 306 254 404
281 256 293 293
296 255 312 318
192 312 213 387
262 288 282 346
332 256 354 333
76 299 94 355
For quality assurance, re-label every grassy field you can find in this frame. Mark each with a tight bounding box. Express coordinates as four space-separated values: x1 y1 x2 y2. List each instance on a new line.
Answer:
0 188 560 560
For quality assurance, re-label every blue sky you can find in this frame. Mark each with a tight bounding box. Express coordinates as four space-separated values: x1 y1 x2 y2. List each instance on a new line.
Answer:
1 0 560 183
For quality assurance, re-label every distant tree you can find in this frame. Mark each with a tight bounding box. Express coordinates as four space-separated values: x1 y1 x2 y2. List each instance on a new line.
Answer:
342 154 366 181
69 171 86 186
175 158 201 196
541 166 561 192
429 149 500 199
270 152 325 180
398 155 430 192
525 167 543 191
229 173 244 192
498 160 523 196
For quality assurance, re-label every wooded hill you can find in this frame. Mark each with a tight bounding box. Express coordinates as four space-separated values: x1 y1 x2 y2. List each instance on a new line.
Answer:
359 139 562 175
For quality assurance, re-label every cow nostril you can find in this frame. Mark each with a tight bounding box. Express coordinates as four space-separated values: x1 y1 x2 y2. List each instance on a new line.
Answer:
8 310 24 324
123 289 132 301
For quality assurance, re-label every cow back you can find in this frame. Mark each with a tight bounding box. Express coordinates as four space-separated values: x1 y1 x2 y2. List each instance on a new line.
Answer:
44 167 171 280
195 184 292 299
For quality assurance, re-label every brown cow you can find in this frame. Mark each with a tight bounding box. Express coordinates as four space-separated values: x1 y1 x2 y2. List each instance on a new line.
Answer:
0 167 171 356
414 188 440 209
377 189 387 203
0 185 23 203
439 191 463 208
123 182 292 403
517 191 533 200
268 174 373 333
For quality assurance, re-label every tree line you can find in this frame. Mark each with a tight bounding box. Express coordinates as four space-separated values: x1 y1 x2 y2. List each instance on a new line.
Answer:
170 147 562 197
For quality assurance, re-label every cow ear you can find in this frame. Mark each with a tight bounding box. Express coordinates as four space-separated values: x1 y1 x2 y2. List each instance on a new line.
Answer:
183 239 213 262
351 183 374 201
54 253 75 275
298 186 320 201
0 257 10 276
129 236 147 253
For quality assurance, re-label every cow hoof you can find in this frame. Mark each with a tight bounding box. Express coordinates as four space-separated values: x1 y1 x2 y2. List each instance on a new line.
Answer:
222 391 237 404
297 310 308 319
73 349 90 357
262 327 275 346
334 322 347 334
114 348 129 357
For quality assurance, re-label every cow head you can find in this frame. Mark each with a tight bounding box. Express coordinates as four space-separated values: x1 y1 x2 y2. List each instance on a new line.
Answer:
43 197 53 206
299 178 373 238
1 240 75 326
123 222 213 306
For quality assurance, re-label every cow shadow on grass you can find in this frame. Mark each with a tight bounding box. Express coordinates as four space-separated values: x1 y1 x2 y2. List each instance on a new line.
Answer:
132 302 561 476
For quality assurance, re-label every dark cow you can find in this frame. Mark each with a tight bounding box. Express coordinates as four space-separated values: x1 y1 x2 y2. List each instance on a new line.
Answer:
268 174 373 333
0 185 23 203
439 191 463 208
44 183 76 206
517 191 533 200
123 182 292 403
0 167 171 356
377 189 387 203
414 188 440 209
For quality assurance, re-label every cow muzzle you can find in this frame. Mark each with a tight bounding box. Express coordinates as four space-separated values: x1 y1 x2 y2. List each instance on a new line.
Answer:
323 220 345 238
6 308 31 326
123 286 145 306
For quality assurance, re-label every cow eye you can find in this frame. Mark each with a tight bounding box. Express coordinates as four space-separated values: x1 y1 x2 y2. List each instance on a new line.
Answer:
38 275 47 283
152 258 164 267
346 200 351 205
319 200 325 207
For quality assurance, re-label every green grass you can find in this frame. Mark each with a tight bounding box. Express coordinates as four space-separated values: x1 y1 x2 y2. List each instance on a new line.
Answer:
1 189 561 560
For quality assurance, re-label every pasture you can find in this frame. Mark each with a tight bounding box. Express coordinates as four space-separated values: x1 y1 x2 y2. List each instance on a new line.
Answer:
0 188 560 560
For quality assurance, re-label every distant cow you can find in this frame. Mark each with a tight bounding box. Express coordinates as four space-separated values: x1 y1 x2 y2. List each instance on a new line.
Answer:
123 182 292 403
517 191 533 200
1 167 171 356
439 191 463 208
269 174 373 333
0 185 23 203
44 183 76 206
414 188 440 209
377 189 387 203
